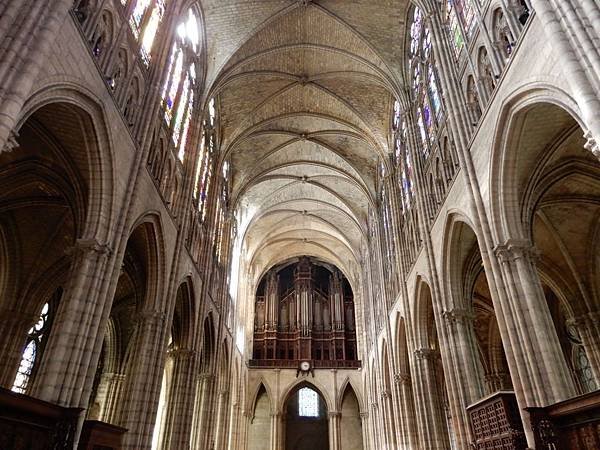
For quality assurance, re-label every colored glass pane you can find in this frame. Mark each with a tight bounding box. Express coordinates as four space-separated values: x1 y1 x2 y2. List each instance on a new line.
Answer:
140 0 165 65
129 0 151 38
163 49 183 123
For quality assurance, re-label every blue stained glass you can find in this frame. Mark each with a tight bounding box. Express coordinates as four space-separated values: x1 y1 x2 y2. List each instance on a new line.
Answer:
423 105 431 128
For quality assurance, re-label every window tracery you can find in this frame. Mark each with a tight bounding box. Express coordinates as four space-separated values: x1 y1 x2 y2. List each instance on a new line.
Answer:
392 101 414 213
444 0 478 57
128 0 166 65
12 297 57 394
161 8 200 162
298 387 319 417
409 8 444 160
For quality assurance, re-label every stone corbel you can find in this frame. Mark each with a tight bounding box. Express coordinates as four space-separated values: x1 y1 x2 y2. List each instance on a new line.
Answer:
494 238 538 263
168 347 196 360
583 130 600 161
414 347 439 361
137 309 167 327
66 238 112 257
393 373 411 386
442 307 474 325
1 129 19 154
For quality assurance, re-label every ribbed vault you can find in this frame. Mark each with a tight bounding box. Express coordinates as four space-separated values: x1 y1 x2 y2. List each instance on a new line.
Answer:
207 0 411 284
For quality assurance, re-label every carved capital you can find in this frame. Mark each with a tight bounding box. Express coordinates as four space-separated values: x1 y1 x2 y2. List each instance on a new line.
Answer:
67 238 112 258
393 373 411 386
568 311 600 330
137 310 166 327
414 348 439 361
359 411 368 419
168 347 195 360
442 308 474 325
583 130 600 161
1 129 19 154
370 401 378 410
494 239 538 263
328 411 341 419
380 390 391 400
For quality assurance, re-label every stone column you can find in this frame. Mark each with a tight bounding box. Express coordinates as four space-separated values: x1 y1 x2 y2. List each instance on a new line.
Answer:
369 402 381 450
328 411 341 450
191 373 214 450
380 390 397 449
359 412 369 450
98 372 126 424
494 239 576 406
412 348 451 450
393 373 418 449
116 310 168 450
213 388 230 450
31 238 112 407
159 348 196 450
529 0 600 162
270 411 282 450
0 0 72 149
441 308 486 444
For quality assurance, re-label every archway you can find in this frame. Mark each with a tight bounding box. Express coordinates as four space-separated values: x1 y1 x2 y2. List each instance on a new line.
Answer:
248 384 271 450
414 280 453 450
491 99 600 400
0 101 98 391
340 384 363 450
284 383 329 450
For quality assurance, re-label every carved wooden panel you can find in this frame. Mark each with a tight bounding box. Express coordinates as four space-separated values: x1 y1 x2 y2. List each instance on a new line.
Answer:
468 391 526 450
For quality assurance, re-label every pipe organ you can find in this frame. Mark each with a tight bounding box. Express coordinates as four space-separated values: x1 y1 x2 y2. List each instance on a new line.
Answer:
252 257 358 364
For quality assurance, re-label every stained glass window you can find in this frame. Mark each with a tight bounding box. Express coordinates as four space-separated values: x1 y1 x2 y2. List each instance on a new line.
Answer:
193 133 206 200
566 323 597 393
139 0 165 65
446 1 464 57
298 387 319 417
129 0 151 38
446 0 477 58
163 48 183 124
198 128 215 221
409 6 444 159
12 303 51 394
161 8 200 160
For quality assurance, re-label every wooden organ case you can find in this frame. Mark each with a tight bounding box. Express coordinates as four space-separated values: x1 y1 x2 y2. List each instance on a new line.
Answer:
251 257 359 368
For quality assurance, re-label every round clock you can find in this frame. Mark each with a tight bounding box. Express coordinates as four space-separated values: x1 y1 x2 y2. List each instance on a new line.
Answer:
300 360 311 371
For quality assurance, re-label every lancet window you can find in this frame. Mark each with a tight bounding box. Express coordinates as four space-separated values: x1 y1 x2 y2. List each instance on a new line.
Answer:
298 387 319 417
444 0 477 57
195 98 218 221
214 161 230 263
392 101 414 213
161 8 200 161
126 0 166 65
409 8 444 159
12 293 58 394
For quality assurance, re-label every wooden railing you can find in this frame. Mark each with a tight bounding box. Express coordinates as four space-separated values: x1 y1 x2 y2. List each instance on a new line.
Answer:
0 387 82 450
248 359 361 369
527 389 600 450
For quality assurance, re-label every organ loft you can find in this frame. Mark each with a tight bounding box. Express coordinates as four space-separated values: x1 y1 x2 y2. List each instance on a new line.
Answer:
1 1 600 450
252 257 357 365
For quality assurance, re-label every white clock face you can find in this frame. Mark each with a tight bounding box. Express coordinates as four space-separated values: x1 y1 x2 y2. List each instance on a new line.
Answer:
300 361 310 371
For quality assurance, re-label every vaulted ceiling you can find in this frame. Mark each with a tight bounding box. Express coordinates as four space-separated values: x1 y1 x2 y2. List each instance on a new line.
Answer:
203 0 411 283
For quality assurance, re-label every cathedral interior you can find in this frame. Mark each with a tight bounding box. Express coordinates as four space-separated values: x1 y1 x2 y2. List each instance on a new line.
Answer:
1 1 600 449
